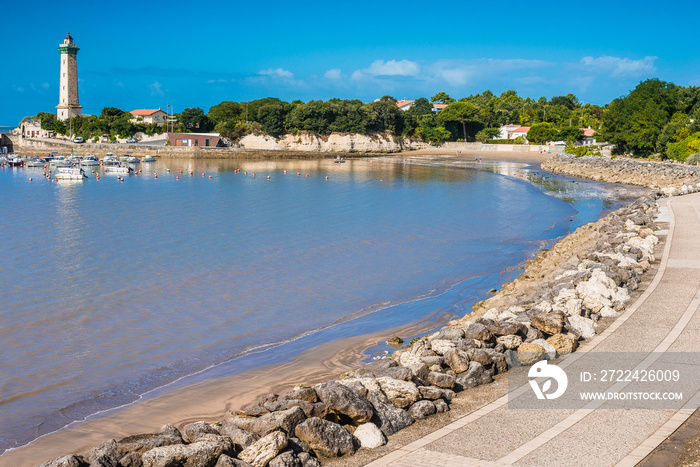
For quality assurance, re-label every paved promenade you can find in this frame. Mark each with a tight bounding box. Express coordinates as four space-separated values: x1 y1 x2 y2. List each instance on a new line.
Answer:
366 192 700 467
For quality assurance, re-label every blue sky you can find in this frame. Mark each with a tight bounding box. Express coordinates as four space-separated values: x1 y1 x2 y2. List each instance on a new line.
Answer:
4 0 700 125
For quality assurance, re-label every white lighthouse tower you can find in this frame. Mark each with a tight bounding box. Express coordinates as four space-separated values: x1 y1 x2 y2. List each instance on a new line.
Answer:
56 33 82 121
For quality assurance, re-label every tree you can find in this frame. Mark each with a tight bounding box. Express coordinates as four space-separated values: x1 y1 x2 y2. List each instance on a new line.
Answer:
475 128 501 142
408 97 433 116
437 102 479 142
527 122 559 144
431 92 455 104
257 104 286 136
416 115 451 144
558 127 584 143
179 107 213 132
208 101 243 126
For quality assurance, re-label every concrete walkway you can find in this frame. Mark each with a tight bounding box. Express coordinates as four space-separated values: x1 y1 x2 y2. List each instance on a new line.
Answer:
366 192 700 467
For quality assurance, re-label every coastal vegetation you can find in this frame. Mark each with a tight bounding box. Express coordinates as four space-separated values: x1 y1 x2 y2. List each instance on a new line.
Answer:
23 79 700 161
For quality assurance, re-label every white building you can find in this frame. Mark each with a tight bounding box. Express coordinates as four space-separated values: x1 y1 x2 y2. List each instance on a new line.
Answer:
130 108 169 125
20 119 53 138
498 124 530 140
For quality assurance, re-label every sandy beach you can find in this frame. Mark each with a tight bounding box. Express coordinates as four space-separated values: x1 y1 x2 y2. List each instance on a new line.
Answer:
0 149 555 467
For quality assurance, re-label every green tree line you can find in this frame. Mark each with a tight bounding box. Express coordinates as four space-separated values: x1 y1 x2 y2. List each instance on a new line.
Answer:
28 78 700 161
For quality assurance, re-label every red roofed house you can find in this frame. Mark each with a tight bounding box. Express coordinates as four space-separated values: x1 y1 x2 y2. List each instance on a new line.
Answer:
581 127 599 146
130 108 168 125
499 124 530 141
432 104 448 112
396 100 415 111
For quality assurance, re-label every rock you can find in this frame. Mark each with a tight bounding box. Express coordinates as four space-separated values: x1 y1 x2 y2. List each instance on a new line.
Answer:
426 371 456 389
567 315 596 339
376 377 421 408
365 390 414 436
496 334 522 349
525 327 544 342
371 366 413 381
407 400 437 420
546 333 578 355
429 339 457 355
530 312 565 335
387 336 403 348
486 320 522 337
408 363 430 383
185 421 220 443
418 386 454 401
420 355 444 367
238 431 288 467
215 455 253 467
455 361 492 389
218 422 261 449
314 381 374 424
599 306 620 317
242 405 271 417
296 452 321 467
141 434 234 467
117 424 185 457
465 348 492 366
279 388 318 403
435 326 465 340
38 455 88 467
294 418 357 458
443 349 470 373
269 451 301 467
353 423 387 448
226 407 306 436
531 339 557 360
87 439 119 467
463 323 493 341
517 343 546 366
434 399 449 413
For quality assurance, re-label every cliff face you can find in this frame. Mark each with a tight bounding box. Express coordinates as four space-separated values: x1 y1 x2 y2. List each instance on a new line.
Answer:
238 132 428 153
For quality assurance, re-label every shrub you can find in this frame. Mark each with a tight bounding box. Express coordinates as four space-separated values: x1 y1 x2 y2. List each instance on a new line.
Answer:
687 153 700 165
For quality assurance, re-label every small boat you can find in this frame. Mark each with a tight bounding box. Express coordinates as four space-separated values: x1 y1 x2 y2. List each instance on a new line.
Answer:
142 155 156 162
81 155 100 167
7 155 24 167
102 153 118 163
126 156 140 164
103 162 133 174
119 154 131 162
26 158 46 167
334 156 346 163
55 167 87 180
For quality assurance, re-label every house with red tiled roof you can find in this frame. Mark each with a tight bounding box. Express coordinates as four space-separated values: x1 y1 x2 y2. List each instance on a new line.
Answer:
396 100 415 111
129 108 168 125
499 124 530 140
581 127 599 146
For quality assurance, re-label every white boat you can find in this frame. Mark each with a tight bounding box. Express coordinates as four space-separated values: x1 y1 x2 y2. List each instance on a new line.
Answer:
50 157 72 168
26 158 46 167
103 162 133 174
102 153 118 163
55 167 87 180
142 155 156 162
7 155 25 167
81 155 100 167
126 156 140 164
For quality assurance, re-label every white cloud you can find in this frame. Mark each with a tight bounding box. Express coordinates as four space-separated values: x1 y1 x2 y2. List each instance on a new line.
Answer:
258 68 294 79
580 55 657 77
149 80 164 96
365 59 420 77
324 69 343 80
41 82 50 89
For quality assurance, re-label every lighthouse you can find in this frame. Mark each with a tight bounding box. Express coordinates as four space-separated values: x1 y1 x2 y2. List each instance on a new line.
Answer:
56 33 82 121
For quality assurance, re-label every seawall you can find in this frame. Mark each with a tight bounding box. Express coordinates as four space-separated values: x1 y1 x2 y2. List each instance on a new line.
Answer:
543 153 700 188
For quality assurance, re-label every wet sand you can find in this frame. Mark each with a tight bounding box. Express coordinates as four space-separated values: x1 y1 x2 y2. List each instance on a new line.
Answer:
1 149 553 467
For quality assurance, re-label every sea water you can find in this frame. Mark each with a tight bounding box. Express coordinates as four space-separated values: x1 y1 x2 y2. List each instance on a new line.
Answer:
0 157 643 454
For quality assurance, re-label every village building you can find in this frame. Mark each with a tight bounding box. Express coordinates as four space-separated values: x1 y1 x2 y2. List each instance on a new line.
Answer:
581 127 599 146
395 100 449 113
130 108 168 125
20 119 53 138
499 124 531 140
167 132 222 147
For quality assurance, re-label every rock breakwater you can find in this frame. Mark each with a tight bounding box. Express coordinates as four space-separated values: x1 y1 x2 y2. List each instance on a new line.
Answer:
542 153 700 189
39 190 671 467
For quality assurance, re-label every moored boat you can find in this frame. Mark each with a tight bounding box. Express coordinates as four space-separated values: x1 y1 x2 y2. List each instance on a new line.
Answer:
81 155 100 167
55 167 87 180
26 158 46 167
142 155 156 162
7 155 24 167
126 156 140 164
103 162 133 174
